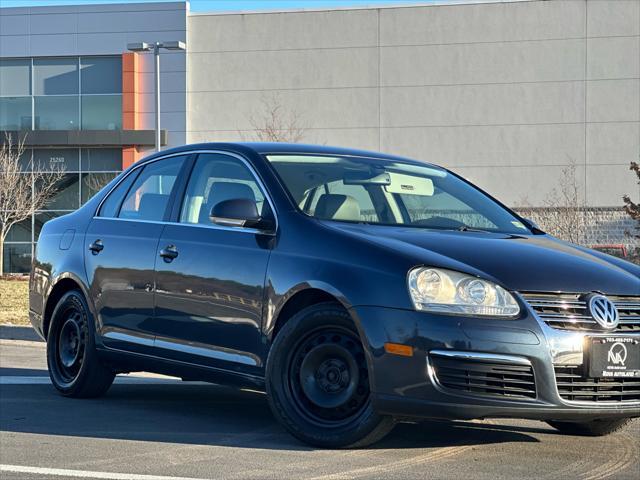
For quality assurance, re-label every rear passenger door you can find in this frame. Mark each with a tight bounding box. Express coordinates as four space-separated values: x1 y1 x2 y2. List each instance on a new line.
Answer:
85 154 189 354
152 152 275 376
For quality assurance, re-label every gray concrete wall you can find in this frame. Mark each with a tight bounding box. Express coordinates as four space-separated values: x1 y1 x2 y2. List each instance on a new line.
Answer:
0 1 187 148
187 0 640 208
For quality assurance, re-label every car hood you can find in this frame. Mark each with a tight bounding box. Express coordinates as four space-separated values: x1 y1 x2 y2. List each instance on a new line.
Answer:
328 223 640 295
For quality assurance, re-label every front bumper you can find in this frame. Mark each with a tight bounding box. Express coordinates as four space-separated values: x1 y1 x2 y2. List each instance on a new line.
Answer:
350 305 640 422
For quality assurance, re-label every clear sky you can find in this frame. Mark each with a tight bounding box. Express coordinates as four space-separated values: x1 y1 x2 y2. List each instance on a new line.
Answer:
0 0 444 12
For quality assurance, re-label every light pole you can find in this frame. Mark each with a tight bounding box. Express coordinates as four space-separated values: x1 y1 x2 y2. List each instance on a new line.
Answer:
127 41 186 152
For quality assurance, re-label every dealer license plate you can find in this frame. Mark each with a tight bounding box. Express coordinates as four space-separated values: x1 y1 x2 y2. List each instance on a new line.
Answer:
587 336 640 379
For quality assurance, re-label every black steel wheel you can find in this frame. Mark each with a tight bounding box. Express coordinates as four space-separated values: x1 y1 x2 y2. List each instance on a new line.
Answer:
55 309 86 383
47 290 115 397
290 326 370 426
266 302 394 448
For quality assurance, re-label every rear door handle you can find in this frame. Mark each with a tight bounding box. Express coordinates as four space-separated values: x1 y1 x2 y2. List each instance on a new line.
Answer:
89 240 104 254
159 245 179 262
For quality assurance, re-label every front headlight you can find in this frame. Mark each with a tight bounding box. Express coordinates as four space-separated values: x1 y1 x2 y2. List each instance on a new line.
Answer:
407 267 520 317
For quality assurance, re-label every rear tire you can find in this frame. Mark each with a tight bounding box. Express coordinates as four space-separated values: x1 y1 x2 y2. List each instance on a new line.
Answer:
266 302 394 448
547 419 632 436
47 290 115 398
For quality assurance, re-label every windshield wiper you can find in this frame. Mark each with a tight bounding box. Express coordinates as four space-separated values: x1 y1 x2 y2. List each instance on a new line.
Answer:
457 225 490 233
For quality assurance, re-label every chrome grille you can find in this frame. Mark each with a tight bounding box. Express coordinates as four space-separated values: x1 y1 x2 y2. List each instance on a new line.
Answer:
521 293 640 332
431 356 536 400
555 366 640 403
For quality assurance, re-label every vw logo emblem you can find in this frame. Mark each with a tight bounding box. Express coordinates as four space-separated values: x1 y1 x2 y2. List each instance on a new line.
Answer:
587 294 619 329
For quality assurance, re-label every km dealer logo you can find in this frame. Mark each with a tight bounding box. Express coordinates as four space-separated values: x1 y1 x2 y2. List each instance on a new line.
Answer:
607 342 628 366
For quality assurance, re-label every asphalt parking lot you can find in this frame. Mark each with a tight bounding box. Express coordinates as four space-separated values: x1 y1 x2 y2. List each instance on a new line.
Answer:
1 326 638 480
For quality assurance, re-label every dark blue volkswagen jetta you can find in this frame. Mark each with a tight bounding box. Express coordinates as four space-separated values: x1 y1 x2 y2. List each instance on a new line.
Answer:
30 143 639 447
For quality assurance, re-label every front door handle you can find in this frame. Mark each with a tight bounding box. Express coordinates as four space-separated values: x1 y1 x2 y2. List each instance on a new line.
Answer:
89 240 104 255
159 245 179 262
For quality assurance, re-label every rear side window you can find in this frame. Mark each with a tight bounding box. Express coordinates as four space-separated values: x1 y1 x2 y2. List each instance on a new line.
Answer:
117 155 185 222
98 169 139 218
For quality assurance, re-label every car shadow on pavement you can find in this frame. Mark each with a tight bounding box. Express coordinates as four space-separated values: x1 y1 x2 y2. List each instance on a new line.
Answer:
0 326 42 342
0 376 543 451
0 367 48 376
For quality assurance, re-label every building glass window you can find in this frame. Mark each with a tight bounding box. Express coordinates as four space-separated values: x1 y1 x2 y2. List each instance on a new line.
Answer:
3 244 32 274
40 173 81 211
0 55 122 132
0 59 31 96
34 96 79 130
5 220 32 243
33 58 79 95
80 57 122 94
1 53 124 273
81 95 122 130
0 97 32 130
81 148 121 171
81 172 117 204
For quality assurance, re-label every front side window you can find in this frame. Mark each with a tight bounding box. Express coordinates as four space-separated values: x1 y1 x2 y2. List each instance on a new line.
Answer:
117 156 185 221
180 153 266 226
267 154 530 235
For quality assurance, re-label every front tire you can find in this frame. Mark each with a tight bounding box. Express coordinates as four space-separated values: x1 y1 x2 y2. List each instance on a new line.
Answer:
547 419 632 436
266 302 394 448
47 290 115 397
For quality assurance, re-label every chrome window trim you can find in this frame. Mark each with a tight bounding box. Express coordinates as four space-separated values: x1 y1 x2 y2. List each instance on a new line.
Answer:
94 149 279 236
96 216 272 236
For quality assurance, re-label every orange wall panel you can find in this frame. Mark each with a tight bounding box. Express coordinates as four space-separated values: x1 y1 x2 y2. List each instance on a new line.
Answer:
121 52 144 169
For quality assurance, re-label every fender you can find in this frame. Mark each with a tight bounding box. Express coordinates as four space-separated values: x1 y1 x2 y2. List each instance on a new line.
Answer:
43 269 109 350
266 279 354 338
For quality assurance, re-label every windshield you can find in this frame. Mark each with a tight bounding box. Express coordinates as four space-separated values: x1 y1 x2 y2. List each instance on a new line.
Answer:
266 154 530 235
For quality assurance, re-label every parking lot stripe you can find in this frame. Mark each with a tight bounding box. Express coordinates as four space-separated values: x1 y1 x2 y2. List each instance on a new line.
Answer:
0 376 196 385
0 465 212 480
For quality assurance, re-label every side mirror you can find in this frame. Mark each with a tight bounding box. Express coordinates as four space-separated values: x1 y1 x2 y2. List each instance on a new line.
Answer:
210 198 274 231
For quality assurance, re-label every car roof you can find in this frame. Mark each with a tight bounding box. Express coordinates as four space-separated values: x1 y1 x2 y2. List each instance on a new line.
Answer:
142 142 440 168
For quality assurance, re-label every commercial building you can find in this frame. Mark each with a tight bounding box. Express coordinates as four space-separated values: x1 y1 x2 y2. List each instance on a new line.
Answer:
0 0 638 272
0 1 187 272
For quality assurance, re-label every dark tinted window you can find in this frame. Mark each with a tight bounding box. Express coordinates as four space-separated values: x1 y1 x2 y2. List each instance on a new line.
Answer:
118 156 185 221
99 170 139 218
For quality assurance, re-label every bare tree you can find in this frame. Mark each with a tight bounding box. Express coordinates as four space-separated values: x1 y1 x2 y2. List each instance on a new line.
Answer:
83 172 114 198
517 161 587 244
623 161 640 238
0 134 64 275
246 93 308 143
